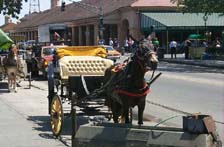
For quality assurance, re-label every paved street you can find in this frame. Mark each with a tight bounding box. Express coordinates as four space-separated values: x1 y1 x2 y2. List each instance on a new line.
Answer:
144 61 224 141
0 55 224 146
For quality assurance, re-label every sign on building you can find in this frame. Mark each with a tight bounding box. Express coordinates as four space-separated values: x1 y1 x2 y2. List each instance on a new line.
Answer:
38 25 50 43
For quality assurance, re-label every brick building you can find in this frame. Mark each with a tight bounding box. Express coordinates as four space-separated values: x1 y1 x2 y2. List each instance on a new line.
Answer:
5 0 224 50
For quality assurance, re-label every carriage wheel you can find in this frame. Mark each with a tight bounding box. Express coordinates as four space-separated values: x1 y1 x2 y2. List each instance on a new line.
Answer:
50 95 64 137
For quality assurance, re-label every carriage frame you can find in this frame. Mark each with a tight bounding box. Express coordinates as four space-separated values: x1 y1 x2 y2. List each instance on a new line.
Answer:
47 46 115 137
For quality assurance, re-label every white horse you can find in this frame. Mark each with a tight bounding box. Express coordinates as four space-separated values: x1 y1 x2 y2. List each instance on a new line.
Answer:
3 49 20 92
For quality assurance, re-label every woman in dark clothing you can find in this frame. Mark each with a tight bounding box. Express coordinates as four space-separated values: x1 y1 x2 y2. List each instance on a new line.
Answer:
184 40 191 59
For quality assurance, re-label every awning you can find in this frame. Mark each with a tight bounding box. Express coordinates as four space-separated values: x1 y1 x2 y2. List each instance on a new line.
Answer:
0 29 13 50
49 24 67 30
140 12 224 31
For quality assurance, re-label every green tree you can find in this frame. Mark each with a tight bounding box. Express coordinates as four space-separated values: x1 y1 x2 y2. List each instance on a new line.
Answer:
0 0 27 19
171 0 224 15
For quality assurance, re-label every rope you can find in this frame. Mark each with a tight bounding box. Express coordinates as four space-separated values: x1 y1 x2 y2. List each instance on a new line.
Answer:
147 100 224 125
154 114 185 127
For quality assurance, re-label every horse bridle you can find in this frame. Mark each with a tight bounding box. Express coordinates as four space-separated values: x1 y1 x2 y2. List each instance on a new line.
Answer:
7 49 19 67
135 49 157 80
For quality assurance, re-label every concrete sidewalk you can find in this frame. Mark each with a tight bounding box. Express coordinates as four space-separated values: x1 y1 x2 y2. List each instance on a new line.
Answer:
0 80 67 147
160 54 224 69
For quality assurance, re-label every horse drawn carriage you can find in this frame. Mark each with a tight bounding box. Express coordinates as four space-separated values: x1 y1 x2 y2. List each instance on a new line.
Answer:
47 39 159 137
47 42 223 147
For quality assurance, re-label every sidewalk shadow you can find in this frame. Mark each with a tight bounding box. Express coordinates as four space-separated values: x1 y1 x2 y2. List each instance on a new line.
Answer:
27 115 89 140
0 80 26 94
0 82 9 94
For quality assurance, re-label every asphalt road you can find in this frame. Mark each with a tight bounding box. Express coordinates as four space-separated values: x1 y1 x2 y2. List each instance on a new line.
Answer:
143 61 224 143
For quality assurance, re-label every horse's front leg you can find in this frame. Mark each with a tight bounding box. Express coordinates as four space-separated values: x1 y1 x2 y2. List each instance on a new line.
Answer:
13 76 17 92
112 101 120 123
138 99 146 125
7 77 11 92
122 99 130 124
124 106 130 124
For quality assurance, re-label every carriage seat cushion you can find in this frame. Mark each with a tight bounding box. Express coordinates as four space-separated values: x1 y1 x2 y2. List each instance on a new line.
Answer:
59 56 114 79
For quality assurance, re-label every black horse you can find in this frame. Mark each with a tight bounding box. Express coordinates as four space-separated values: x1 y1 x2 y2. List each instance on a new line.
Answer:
103 39 158 124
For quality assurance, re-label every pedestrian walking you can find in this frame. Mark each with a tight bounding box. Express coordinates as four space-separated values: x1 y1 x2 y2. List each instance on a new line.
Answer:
169 39 177 59
123 38 129 52
128 38 134 52
113 38 119 49
25 47 33 74
98 39 105 45
109 37 113 46
184 40 191 59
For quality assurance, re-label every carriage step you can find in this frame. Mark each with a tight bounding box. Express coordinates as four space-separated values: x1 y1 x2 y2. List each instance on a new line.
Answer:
80 98 105 102
76 112 111 116
77 103 105 106
79 108 103 112
78 105 104 109
77 102 105 106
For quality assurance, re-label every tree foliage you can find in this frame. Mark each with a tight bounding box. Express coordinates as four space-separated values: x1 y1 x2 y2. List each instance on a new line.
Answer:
171 0 224 15
0 0 27 19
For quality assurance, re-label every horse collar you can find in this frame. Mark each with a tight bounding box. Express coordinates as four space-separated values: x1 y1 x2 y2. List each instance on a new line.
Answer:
114 82 151 97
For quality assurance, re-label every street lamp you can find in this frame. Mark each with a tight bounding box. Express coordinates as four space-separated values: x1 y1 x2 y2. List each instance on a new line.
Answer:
203 14 209 41
203 14 208 31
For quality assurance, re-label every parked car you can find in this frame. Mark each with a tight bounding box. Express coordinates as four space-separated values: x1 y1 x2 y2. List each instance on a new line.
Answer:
100 45 121 62
36 45 67 78
24 40 36 49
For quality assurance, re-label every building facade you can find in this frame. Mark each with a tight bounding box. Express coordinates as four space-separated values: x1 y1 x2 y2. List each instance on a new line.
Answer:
5 0 224 50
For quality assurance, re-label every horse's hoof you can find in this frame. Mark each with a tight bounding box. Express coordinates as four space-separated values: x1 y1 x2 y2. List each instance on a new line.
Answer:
138 122 143 124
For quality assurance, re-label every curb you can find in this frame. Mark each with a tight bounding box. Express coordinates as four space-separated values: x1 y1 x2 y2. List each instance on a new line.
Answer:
160 59 224 69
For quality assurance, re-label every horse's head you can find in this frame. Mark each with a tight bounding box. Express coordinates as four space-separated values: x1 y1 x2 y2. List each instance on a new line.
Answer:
5 49 19 67
10 49 18 61
133 39 158 72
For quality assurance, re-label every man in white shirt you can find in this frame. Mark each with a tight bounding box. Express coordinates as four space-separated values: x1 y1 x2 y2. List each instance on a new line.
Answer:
109 37 113 46
169 39 177 59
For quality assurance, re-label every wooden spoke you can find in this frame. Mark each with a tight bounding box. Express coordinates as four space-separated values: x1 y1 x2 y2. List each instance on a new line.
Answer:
50 95 64 137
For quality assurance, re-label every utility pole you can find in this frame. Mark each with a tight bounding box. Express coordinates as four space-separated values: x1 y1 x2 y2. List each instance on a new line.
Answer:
98 7 104 40
61 1 104 40
29 0 40 14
